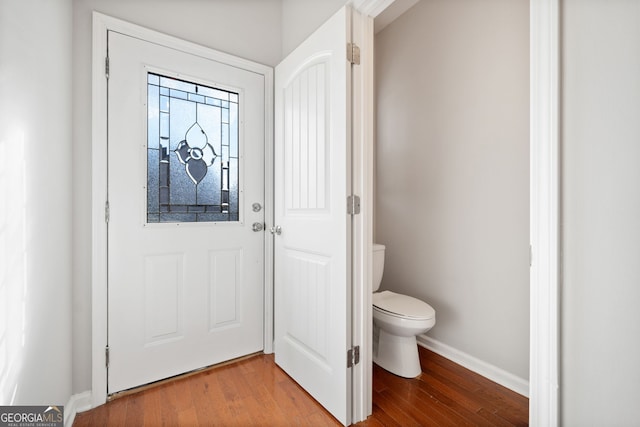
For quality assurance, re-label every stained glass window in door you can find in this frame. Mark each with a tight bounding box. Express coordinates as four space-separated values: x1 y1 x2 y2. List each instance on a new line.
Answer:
147 73 239 223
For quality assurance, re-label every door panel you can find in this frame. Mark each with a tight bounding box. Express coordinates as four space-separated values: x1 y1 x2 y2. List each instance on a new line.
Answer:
208 249 243 329
107 31 264 393
143 253 184 344
285 59 329 212
274 6 352 425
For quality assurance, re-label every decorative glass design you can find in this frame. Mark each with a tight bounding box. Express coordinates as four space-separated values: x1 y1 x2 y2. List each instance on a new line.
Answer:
146 73 239 223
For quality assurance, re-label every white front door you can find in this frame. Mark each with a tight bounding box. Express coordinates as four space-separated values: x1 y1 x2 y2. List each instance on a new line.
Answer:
274 6 354 425
107 31 265 394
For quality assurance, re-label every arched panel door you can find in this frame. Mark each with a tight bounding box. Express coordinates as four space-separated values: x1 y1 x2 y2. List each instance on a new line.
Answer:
274 6 355 425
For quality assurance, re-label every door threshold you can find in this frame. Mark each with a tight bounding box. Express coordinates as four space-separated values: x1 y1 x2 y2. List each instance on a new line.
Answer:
107 351 264 401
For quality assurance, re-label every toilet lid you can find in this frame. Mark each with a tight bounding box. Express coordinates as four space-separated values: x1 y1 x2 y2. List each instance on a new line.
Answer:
373 290 435 320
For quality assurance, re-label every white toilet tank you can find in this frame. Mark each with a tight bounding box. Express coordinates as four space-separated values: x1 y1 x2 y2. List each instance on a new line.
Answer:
372 244 385 292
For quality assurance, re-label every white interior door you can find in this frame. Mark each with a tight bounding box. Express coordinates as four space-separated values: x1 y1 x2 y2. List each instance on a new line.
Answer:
107 31 265 393
274 6 353 425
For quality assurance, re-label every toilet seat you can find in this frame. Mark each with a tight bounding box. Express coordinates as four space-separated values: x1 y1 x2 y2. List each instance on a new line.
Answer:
373 290 435 320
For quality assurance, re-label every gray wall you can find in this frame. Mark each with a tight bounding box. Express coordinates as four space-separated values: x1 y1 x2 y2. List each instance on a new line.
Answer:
71 0 282 394
281 0 346 57
562 0 640 424
375 0 530 381
0 0 73 406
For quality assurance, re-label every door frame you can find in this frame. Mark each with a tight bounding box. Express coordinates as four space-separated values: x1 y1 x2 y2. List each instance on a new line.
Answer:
528 0 560 425
351 0 560 424
90 12 274 406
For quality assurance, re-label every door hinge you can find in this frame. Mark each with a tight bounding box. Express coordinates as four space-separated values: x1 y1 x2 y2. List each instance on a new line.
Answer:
347 345 360 368
105 346 110 368
347 42 360 65
105 200 110 223
105 56 110 79
347 195 361 215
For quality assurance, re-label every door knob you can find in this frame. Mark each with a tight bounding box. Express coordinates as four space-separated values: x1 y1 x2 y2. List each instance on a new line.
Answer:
270 225 282 235
252 222 264 232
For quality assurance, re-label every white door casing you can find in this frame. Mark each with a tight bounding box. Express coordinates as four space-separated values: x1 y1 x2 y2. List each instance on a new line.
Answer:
107 31 265 393
274 6 354 425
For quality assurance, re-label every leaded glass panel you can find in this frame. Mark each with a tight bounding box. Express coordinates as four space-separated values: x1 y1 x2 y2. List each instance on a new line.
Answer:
147 72 239 223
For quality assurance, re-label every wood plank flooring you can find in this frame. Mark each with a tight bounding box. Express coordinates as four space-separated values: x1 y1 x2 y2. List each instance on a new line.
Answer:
74 346 528 426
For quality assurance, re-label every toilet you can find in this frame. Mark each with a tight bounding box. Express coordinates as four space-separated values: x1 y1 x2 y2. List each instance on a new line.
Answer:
372 244 436 378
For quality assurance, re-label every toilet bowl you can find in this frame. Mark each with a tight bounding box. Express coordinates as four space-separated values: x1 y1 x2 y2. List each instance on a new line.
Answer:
372 244 436 378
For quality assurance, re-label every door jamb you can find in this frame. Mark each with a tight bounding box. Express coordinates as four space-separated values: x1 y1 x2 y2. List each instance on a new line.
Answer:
90 12 274 406
529 1 560 425
347 5 373 424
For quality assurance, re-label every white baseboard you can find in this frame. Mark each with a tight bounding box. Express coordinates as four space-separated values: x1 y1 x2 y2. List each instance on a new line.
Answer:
417 335 529 397
64 391 92 427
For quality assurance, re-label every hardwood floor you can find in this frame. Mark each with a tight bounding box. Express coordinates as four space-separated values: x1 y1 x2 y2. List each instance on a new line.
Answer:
74 347 528 426
365 348 528 426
